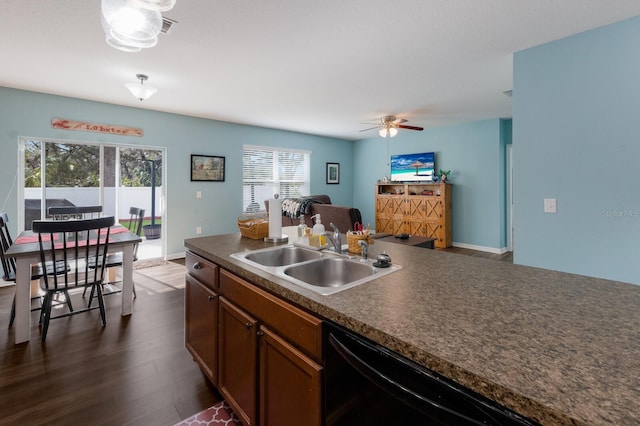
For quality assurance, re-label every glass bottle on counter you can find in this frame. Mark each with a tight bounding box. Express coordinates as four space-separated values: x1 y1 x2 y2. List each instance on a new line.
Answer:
297 215 308 240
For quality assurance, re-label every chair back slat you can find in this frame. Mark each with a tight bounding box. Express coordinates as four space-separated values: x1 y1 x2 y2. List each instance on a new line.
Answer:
127 207 146 235
33 217 114 291
0 212 16 281
126 207 145 261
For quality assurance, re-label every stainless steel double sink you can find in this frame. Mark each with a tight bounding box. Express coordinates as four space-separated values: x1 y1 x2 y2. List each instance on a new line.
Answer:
230 245 401 295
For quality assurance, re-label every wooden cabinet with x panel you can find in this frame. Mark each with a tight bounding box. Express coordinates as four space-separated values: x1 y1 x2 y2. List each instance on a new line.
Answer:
375 183 452 248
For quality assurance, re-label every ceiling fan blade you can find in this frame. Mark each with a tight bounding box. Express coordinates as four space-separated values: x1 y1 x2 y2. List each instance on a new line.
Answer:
393 118 408 124
359 126 380 132
397 125 424 131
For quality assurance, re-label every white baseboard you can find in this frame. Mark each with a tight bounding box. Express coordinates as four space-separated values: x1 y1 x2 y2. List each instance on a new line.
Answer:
166 251 186 261
451 242 509 254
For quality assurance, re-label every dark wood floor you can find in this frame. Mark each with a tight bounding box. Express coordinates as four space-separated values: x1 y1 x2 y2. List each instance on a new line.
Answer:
0 247 509 425
0 260 220 426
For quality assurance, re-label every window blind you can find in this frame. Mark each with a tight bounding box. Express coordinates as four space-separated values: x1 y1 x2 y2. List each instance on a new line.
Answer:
242 145 310 213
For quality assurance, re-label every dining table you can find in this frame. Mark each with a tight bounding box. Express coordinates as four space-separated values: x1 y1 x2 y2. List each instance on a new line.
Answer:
5 224 142 344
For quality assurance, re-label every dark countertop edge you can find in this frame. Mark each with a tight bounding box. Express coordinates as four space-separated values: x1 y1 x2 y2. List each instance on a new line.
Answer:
184 237 577 425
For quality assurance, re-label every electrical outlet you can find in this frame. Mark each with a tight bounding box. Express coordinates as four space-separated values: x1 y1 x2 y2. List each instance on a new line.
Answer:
544 198 557 214
196 226 202 234
196 191 202 199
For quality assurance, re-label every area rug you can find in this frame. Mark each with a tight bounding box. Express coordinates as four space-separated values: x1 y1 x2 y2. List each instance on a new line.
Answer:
133 259 171 270
174 401 242 426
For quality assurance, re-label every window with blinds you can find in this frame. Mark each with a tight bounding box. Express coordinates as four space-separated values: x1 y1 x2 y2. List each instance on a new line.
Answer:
242 145 311 213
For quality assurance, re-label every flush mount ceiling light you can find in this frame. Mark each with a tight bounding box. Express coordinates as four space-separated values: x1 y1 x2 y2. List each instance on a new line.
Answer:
101 0 162 52
130 0 176 12
125 74 158 101
101 13 158 50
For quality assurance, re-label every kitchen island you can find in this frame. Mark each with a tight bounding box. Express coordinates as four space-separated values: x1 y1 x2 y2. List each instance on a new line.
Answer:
185 232 640 425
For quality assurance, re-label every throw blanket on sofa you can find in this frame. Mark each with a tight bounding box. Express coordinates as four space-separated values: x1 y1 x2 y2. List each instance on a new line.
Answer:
281 197 322 218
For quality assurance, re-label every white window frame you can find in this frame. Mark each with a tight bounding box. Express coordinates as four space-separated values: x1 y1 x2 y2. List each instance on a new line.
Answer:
242 145 311 213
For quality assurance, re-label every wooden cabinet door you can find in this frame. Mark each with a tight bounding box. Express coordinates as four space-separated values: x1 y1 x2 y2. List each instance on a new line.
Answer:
219 297 259 426
405 197 427 236
390 196 408 234
375 196 395 234
406 196 427 221
422 198 446 247
259 326 322 426
423 198 443 220
185 274 218 386
375 195 394 216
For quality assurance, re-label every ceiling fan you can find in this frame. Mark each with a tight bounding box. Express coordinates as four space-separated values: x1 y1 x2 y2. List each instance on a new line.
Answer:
360 115 424 138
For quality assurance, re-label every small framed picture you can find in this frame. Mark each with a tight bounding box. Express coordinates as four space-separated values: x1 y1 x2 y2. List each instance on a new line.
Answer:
191 154 225 182
326 162 340 184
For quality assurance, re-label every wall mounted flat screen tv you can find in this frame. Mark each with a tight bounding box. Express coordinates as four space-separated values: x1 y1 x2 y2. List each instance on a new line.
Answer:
390 152 435 182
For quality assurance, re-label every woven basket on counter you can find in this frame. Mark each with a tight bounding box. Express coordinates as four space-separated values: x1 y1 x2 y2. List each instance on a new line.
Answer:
237 217 269 239
346 231 374 254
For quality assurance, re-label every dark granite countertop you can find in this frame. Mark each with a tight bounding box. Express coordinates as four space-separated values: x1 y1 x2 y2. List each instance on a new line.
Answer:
184 232 640 425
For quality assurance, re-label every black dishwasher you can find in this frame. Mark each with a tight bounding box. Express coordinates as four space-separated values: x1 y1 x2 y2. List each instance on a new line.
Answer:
323 321 538 426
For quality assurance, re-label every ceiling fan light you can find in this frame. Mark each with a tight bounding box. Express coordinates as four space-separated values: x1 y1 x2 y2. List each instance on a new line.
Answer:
125 74 158 101
378 127 398 138
130 0 177 12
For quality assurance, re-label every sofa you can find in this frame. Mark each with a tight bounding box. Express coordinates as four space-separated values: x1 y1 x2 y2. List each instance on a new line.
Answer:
266 195 362 234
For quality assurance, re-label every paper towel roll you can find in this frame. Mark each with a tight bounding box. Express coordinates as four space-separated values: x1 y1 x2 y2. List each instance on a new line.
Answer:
268 196 282 238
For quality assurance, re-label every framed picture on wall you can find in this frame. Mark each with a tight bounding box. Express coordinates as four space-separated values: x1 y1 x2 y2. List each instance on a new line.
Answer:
191 154 225 182
326 162 340 184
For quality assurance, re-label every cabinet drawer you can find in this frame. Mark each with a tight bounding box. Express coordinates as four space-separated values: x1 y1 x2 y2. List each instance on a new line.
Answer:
186 251 218 290
220 269 323 362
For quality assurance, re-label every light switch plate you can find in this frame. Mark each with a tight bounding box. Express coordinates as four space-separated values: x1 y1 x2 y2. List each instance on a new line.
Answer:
544 198 557 213
196 190 202 199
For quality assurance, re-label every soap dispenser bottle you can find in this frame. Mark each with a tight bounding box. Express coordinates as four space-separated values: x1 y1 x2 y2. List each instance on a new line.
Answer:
297 215 307 239
311 214 326 246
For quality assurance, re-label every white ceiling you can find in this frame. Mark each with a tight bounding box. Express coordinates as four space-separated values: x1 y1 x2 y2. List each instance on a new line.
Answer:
1 1 639 140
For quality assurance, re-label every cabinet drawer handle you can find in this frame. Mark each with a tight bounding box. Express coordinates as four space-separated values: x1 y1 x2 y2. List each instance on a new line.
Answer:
193 263 202 270
245 323 253 329
257 330 265 337
208 295 216 302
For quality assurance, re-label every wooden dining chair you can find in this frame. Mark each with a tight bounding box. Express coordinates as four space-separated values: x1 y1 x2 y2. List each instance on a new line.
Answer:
0 212 72 328
32 216 115 342
101 207 145 298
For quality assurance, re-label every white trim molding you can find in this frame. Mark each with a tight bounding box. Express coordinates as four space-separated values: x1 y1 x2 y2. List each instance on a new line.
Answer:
452 242 509 255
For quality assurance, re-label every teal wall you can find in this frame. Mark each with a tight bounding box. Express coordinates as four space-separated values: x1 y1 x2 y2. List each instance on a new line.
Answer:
353 118 509 251
6 15 636 286
513 17 640 284
0 87 354 257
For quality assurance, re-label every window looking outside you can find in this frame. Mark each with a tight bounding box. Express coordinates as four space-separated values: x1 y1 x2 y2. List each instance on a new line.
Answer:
242 145 310 213
19 137 163 233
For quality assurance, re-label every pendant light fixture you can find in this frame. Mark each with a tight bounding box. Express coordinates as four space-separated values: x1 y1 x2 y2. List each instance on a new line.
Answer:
125 74 158 101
